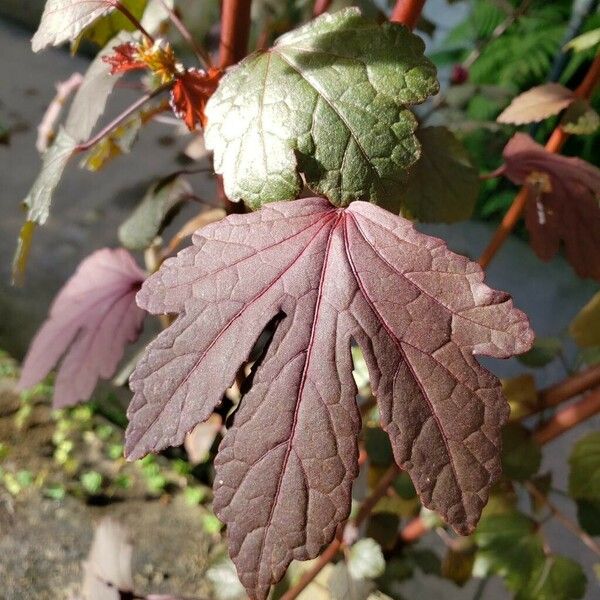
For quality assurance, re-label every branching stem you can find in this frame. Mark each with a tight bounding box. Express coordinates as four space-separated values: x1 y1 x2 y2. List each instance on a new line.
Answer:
74 83 172 153
478 52 600 268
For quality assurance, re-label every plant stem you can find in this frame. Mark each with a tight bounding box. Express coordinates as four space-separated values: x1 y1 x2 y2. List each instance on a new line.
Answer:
391 0 427 29
280 464 400 600
113 0 154 42
74 83 171 153
533 388 600 445
525 481 600 557
159 0 213 68
538 363 600 410
219 0 253 69
313 0 333 17
478 52 600 269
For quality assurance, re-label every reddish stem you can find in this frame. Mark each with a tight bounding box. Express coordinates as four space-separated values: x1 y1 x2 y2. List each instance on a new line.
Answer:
538 364 600 410
113 0 154 42
391 0 427 29
479 53 600 269
533 389 600 445
313 0 333 17
280 464 400 600
219 0 253 69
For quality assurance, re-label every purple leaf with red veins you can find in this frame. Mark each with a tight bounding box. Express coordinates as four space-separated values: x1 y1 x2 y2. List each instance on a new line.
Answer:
503 133 600 281
125 197 533 599
19 248 146 407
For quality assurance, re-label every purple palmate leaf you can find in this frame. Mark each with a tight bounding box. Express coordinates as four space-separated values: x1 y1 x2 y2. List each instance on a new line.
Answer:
19 248 146 407
125 197 533 599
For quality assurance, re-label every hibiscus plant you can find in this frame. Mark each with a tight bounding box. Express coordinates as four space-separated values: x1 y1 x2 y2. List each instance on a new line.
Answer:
11 1 600 599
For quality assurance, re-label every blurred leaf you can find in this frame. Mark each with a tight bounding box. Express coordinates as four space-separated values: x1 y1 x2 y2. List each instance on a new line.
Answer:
474 511 544 590
565 28 600 52
501 423 541 481
497 83 575 125
119 175 192 250
329 562 374 600
570 292 600 348
21 127 76 225
184 413 222 465
364 427 394 468
206 556 246 600
569 432 600 500
388 126 479 223
528 473 552 514
502 374 538 420
66 32 132 143
516 555 586 600
81 470 103 494
517 337 562 368
76 0 148 49
576 499 600 536
32 0 118 51
406 548 442 576
442 546 475 586
366 513 399 551
561 100 599 135
393 472 416 500
373 493 419 519
348 538 385 580
80 114 142 172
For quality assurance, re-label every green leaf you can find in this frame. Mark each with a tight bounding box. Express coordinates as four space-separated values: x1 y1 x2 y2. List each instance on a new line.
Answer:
365 513 399 551
347 538 385 580
22 127 77 225
569 432 600 500
517 337 562 368
387 126 479 222
501 374 538 420
474 511 544 590
576 499 600 536
32 0 117 51
80 470 103 494
441 546 475 586
501 423 541 481
364 426 394 467
561 99 600 135
516 556 586 600
570 292 600 348
79 113 142 171
565 28 600 53
118 175 192 249
205 8 438 209
76 0 148 49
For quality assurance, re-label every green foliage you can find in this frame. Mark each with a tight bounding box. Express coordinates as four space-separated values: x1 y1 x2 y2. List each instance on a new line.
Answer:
517 556 586 600
205 9 438 209
501 423 541 481
569 432 600 502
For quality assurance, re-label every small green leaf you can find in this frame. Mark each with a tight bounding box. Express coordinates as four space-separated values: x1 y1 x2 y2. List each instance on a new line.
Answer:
365 512 399 551
205 8 438 209
80 470 103 494
516 555 586 600
569 432 600 501
576 499 600 536
501 423 541 481
119 175 192 249
80 113 142 172
561 99 600 135
517 337 562 368
502 374 538 420
22 128 77 225
441 546 475 586
386 126 479 223
565 28 600 53
474 511 544 590
347 538 385 580
570 292 600 348
364 426 394 467
75 0 148 49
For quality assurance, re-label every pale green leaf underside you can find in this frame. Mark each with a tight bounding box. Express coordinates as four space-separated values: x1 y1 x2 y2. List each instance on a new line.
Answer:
205 8 439 209
24 127 77 224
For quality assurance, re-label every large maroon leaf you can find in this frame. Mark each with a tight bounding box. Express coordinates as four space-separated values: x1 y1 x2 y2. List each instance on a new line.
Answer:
18 248 146 407
125 197 532 599
503 133 600 281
